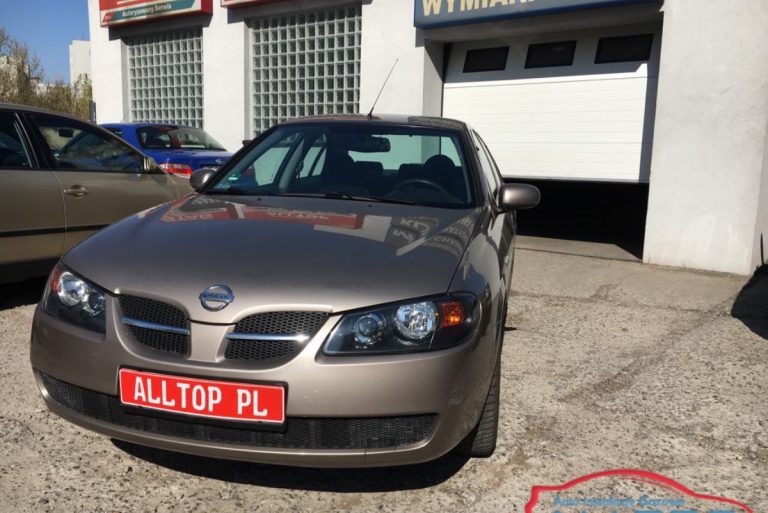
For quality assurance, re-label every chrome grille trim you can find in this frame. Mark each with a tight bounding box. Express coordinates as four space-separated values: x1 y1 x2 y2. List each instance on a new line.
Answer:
122 317 191 336
226 333 310 342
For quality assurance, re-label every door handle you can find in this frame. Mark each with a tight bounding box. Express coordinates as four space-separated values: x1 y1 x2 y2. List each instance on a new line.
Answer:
64 185 89 197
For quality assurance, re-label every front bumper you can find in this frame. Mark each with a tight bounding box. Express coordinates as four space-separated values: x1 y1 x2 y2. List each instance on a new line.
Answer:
30 304 497 468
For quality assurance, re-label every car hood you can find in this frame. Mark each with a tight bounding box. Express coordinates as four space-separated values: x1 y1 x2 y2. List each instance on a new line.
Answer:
62 195 481 323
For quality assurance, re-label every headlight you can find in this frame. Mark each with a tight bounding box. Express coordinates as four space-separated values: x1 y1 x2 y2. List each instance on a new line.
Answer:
42 265 107 333
324 294 479 355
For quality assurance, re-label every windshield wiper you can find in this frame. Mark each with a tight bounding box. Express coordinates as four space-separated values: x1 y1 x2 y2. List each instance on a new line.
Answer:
218 190 417 206
315 191 417 205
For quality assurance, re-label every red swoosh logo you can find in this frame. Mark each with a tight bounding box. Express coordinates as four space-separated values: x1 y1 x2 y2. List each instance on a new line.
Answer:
526 469 753 513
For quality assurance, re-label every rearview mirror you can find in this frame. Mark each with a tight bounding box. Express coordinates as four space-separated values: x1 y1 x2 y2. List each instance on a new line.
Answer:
190 167 217 190
339 134 391 153
498 183 540 211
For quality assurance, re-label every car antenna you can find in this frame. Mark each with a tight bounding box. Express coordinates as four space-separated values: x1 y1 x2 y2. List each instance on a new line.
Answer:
367 58 398 119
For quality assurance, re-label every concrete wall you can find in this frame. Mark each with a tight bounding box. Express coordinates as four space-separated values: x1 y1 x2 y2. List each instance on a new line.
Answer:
201 7 246 152
359 0 443 116
753 114 768 268
643 0 768 275
87 0 125 124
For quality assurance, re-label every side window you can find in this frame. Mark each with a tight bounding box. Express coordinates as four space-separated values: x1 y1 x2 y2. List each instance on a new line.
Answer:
30 115 143 173
222 132 299 188
472 131 501 194
0 113 34 169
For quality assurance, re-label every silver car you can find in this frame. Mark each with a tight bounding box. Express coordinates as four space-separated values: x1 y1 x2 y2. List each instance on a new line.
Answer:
30 115 539 467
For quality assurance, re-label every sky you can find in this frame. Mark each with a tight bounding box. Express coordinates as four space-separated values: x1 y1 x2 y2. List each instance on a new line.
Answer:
0 0 90 83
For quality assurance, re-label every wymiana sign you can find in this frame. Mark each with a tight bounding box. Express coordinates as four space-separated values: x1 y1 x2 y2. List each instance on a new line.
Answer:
414 0 655 28
99 0 213 27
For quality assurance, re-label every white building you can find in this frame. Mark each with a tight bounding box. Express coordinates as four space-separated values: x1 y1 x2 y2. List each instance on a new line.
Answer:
68 39 91 83
87 0 768 275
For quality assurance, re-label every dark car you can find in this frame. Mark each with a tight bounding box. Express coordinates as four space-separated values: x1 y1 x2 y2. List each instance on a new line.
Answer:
101 123 232 177
0 104 193 283
30 115 539 467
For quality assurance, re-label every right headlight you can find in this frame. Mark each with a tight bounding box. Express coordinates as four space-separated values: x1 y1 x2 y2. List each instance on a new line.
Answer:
41 265 107 333
323 294 479 355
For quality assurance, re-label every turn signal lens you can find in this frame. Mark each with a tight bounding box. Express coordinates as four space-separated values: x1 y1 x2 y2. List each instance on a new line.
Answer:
440 301 465 328
159 163 194 176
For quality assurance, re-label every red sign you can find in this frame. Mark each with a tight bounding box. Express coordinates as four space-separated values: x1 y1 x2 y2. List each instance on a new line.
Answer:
99 0 213 27
119 368 286 424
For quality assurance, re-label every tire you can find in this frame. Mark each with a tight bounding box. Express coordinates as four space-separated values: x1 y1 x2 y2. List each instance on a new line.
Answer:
455 299 506 458
455 354 500 457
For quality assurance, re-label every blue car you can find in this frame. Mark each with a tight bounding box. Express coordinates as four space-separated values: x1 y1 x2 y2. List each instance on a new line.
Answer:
101 123 232 177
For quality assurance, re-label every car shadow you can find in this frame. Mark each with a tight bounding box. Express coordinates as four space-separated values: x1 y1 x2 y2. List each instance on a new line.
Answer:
731 265 768 340
0 277 46 312
112 439 469 492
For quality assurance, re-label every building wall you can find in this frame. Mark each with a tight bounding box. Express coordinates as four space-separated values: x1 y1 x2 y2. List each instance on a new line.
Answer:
359 0 442 117
752 113 768 268
643 0 768 274
201 6 247 152
87 0 125 125
68 40 91 83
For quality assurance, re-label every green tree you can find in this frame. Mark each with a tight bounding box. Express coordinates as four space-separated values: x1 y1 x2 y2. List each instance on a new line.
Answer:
0 27 93 120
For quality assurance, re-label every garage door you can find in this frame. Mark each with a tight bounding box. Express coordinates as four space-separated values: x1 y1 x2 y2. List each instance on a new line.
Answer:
443 24 661 182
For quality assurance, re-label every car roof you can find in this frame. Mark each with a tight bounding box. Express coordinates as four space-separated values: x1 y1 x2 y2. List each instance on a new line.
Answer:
101 122 192 129
0 102 88 119
280 114 468 132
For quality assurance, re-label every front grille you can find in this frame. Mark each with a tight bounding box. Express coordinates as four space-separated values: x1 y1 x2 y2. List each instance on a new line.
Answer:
41 373 437 450
119 296 187 328
225 339 297 361
119 295 189 355
127 326 189 355
234 311 329 336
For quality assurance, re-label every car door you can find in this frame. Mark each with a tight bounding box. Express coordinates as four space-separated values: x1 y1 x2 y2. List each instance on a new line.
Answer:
0 110 65 271
27 114 181 251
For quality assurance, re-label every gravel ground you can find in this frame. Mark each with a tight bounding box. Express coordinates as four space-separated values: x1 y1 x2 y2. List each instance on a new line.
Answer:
0 249 766 512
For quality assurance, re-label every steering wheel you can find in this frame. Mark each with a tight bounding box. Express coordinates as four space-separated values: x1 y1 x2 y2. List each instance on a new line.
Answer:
390 178 451 197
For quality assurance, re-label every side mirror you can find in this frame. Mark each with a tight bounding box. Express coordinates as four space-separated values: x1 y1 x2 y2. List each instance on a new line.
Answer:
190 167 217 190
498 183 540 211
142 156 159 173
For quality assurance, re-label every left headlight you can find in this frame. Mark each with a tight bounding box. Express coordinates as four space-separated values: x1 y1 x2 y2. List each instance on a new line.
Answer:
324 294 479 355
41 265 107 333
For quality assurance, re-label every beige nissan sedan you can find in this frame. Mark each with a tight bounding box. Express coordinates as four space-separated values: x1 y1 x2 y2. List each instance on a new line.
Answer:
0 104 192 283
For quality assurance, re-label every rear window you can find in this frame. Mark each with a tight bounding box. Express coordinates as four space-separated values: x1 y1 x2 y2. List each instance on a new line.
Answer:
137 126 226 151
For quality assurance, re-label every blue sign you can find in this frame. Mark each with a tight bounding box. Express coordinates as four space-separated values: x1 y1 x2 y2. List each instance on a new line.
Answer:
415 0 657 29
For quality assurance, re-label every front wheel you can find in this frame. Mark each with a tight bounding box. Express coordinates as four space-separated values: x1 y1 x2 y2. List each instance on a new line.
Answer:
454 350 500 457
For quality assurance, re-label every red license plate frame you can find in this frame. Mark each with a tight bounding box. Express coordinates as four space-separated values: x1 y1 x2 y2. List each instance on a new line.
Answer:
118 368 286 424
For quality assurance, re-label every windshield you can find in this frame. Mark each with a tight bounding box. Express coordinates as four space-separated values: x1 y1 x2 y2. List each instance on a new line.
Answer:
206 124 475 208
137 126 226 151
